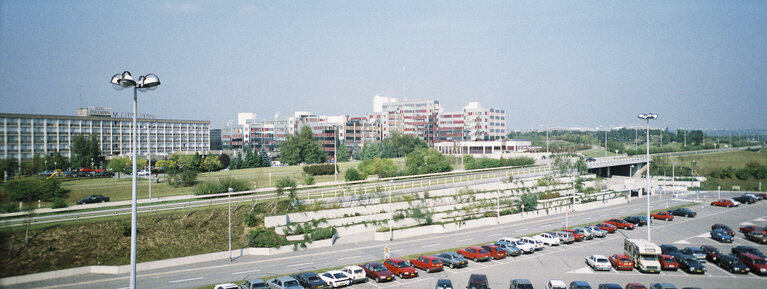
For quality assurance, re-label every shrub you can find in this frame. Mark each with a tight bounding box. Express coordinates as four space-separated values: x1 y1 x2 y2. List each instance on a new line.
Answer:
51 198 67 209
344 168 366 181
735 168 751 181
303 175 315 185
247 229 288 248
302 164 336 176
246 212 264 227
310 227 336 241
5 176 67 202
195 177 250 195
0 202 19 213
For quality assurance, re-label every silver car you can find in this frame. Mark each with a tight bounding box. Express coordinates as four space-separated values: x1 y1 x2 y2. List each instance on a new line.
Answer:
586 225 607 238
555 231 575 244
574 227 593 240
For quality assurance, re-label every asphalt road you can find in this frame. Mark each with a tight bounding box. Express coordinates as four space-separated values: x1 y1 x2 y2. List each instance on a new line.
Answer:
15 189 765 289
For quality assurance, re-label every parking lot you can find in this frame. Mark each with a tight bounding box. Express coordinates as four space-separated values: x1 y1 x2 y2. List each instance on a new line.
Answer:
344 193 766 289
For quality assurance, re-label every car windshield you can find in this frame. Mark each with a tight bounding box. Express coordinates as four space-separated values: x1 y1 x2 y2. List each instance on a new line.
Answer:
689 248 703 254
517 284 534 289
307 276 320 281
596 258 609 263
284 280 299 286
753 259 767 265
396 261 410 267
353 269 363 273
373 264 387 271
478 249 489 254
620 258 631 262
663 257 675 262
641 255 656 261
332 272 345 278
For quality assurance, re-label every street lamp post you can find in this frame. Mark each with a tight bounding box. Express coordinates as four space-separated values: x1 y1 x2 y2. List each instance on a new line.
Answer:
110 71 160 289
691 160 695 177
638 113 657 242
672 162 676 196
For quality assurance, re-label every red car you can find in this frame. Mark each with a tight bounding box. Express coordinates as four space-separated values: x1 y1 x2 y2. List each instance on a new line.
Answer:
758 193 767 199
383 258 418 279
625 284 648 289
480 244 507 260
711 224 736 237
711 199 738 207
361 262 394 283
457 246 492 262
739 225 767 235
650 211 674 221
562 229 584 241
595 223 618 233
608 254 634 270
700 245 723 263
659 254 679 271
408 255 443 273
739 253 767 275
605 219 636 230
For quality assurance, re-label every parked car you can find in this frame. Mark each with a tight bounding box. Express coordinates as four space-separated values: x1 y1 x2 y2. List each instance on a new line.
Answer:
241 279 269 289
319 270 351 288
681 247 707 262
509 279 534 289
569 281 592 289
677 255 706 274
758 193 767 199
586 225 608 237
745 230 767 244
292 272 329 289
742 193 761 201
498 237 535 253
717 254 750 274
710 199 739 207
340 265 366 284
733 194 758 204
535 232 561 246
92 171 115 178
595 223 617 233
597 284 621 289
700 245 723 263
658 254 679 271
562 229 585 241
214 283 239 289
732 245 766 258
578 227 596 239
649 284 677 289
383 258 418 279
650 211 673 221
480 244 508 259
608 253 633 270
546 280 567 289
361 262 394 283
457 246 492 262
605 219 636 230
267 276 304 289
554 231 575 244
660 244 680 255
77 194 110 204
623 216 646 226
711 224 736 236
409 255 444 273
520 236 545 250
710 229 734 243
625 284 648 289
466 274 489 289
436 279 454 289
572 228 593 240
586 254 612 271
738 253 767 275
667 207 696 217
739 225 766 235
435 252 469 269
494 241 523 256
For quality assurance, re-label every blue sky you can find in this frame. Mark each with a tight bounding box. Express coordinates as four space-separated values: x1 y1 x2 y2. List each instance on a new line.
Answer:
1 1 766 130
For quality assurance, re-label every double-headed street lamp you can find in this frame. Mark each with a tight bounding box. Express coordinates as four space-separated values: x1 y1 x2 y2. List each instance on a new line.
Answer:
110 71 160 289
638 113 657 242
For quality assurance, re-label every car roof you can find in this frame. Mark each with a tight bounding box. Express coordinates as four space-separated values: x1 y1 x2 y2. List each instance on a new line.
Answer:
246 279 266 284
343 265 363 270
275 276 297 282
591 254 608 259
612 253 630 258
512 279 532 284
549 279 566 286
386 257 405 262
742 253 766 260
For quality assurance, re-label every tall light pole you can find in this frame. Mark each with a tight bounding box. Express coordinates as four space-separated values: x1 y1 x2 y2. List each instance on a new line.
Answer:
604 129 608 157
672 162 676 195
638 113 657 242
111 71 160 289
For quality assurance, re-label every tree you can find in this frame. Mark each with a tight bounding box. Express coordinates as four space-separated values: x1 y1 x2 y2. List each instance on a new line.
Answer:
217 153 231 168
164 154 200 187
5 176 66 202
0 158 19 176
71 134 102 168
259 149 271 167
107 157 131 179
688 130 704 146
386 133 427 157
336 143 351 162
552 155 571 175
200 154 221 172
44 151 69 170
359 157 398 178
275 177 298 206
229 153 243 169
279 126 326 165
359 143 382 160
344 168 366 181
245 149 259 168
518 193 539 211
573 157 588 175
405 148 452 175
746 161 767 180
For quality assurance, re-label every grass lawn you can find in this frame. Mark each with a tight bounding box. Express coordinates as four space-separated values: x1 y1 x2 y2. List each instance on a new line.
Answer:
665 150 767 191
580 147 621 158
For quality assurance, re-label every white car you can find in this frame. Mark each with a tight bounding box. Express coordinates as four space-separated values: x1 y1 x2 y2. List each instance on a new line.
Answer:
498 237 535 253
340 265 366 284
586 254 612 271
214 284 240 289
546 279 567 289
586 225 608 238
320 270 351 288
535 232 561 246
520 236 544 250
730 199 742 206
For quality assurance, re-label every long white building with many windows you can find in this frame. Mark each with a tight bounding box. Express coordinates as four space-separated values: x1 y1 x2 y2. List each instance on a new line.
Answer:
1 107 211 163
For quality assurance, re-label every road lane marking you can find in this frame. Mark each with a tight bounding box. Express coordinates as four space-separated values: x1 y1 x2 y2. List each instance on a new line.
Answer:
390 249 403 253
455 238 473 243
287 262 314 268
232 269 261 275
488 233 501 236
338 255 361 261
168 277 203 283
421 243 441 248
514 228 528 232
